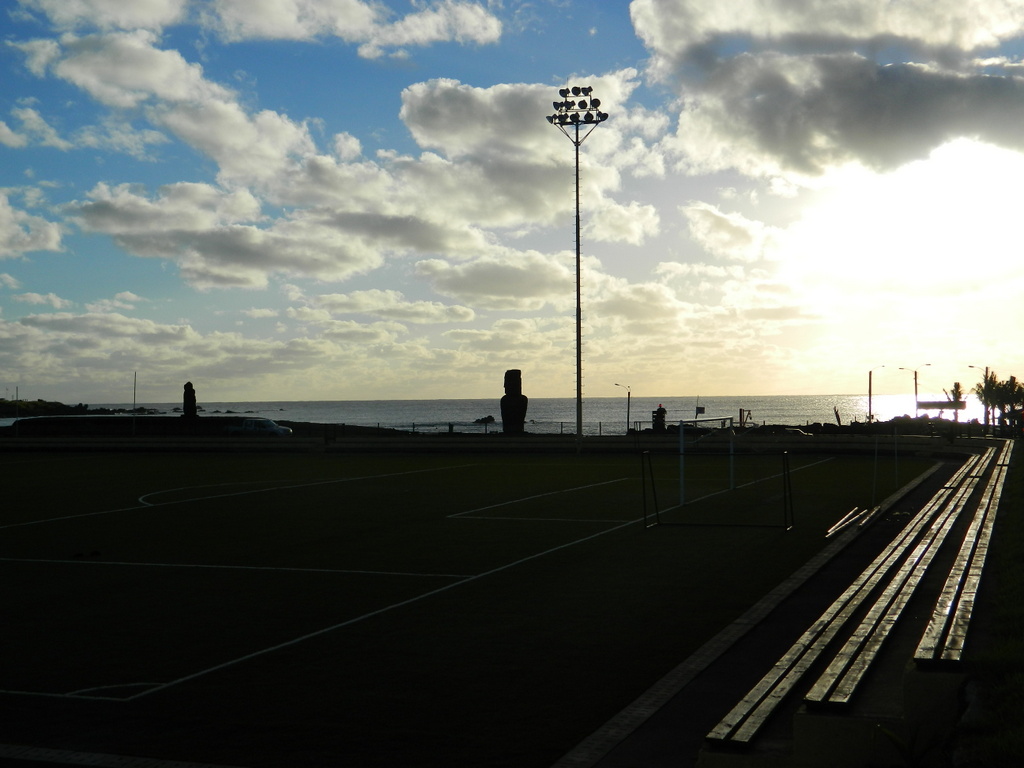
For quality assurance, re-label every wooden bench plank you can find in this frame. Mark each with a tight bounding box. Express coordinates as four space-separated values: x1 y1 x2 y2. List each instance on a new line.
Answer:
705 453 983 745
805 448 996 708
916 440 1013 665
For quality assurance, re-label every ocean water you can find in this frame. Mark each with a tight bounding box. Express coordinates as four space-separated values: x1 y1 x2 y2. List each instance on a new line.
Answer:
4 392 984 435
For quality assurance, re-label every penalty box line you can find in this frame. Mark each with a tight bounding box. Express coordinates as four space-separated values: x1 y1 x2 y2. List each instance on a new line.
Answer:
449 478 631 521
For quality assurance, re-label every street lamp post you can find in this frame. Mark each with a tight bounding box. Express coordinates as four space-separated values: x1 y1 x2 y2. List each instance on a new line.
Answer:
868 365 885 422
968 364 990 430
614 383 631 434
899 363 931 417
547 86 609 442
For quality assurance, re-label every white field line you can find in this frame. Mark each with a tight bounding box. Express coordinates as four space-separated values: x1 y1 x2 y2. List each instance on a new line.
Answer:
2 468 640 701
448 478 629 519
0 557 474 580
658 456 836 512
127 516 641 701
467 516 634 523
0 464 479 530
0 743 247 768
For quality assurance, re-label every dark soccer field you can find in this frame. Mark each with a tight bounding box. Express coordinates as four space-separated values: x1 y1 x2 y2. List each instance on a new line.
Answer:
0 448 934 767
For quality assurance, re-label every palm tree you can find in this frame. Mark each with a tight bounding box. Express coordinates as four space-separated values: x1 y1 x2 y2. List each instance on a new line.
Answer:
972 370 999 429
949 381 964 422
978 374 1024 430
996 376 1024 428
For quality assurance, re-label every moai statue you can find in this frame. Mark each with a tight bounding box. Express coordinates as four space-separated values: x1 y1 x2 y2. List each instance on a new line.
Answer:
183 381 198 419
500 369 528 434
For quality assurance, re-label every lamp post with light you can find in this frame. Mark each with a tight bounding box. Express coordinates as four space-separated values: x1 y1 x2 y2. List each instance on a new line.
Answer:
868 365 885 422
899 363 931 417
547 86 609 441
614 383 631 434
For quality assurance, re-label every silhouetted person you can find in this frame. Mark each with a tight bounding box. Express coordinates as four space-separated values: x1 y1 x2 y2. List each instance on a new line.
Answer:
500 369 528 434
183 381 198 419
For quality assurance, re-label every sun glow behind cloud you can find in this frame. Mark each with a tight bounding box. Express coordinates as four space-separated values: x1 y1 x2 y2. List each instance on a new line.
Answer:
784 139 1024 300
766 138 1024 390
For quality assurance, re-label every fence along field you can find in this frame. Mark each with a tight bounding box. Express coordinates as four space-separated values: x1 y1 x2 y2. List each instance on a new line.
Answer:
0 449 936 767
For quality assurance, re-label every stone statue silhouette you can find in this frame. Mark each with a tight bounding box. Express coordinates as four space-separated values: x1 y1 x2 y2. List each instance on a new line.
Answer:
500 369 528 434
183 381 198 419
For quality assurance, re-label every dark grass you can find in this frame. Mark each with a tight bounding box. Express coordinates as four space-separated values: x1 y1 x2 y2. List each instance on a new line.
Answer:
0 449 936 767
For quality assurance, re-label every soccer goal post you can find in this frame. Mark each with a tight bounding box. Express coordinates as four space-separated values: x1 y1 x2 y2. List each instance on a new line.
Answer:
677 417 736 505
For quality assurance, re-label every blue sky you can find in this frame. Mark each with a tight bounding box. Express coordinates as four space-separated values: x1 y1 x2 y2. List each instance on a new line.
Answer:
3 0 1024 405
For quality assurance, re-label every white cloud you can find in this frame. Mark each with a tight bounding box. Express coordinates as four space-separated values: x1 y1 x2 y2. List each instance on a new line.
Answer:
588 200 659 245
85 291 145 312
155 99 317 188
47 31 233 109
356 0 502 59
333 133 362 161
11 24 657 300
310 288 476 323
670 54 1024 178
204 0 501 58
241 307 280 319
0 193 63 258
20 0 189 31
682 202 780 262
71 181 262 234
14 291 72 308
394 72 659 233
10 106 72 150
0 273 22 289
632 0 1024 179
631 0 1024 79
415 249 574 311
586 277 692 337
74 117 171 158
8 38 62 77
0 120 29 148
70 186 392 289
1 310 364 396
203 0 381 42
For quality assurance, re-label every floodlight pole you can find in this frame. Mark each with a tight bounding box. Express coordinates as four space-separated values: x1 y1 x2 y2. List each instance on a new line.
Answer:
573 129 583 442
547 86 608 445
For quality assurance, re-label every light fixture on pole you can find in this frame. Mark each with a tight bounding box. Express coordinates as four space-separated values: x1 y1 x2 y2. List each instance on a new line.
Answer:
614 383 631 434
899 363 931 417
868 365 884 422
547 85 609 442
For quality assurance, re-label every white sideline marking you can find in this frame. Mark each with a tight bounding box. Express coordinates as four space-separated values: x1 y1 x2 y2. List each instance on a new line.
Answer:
0 557 473 579
138 481 266 505
0 743 247 767
130 516 640 700
0 464 478 530
468 516 635 523
448 478 628 518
